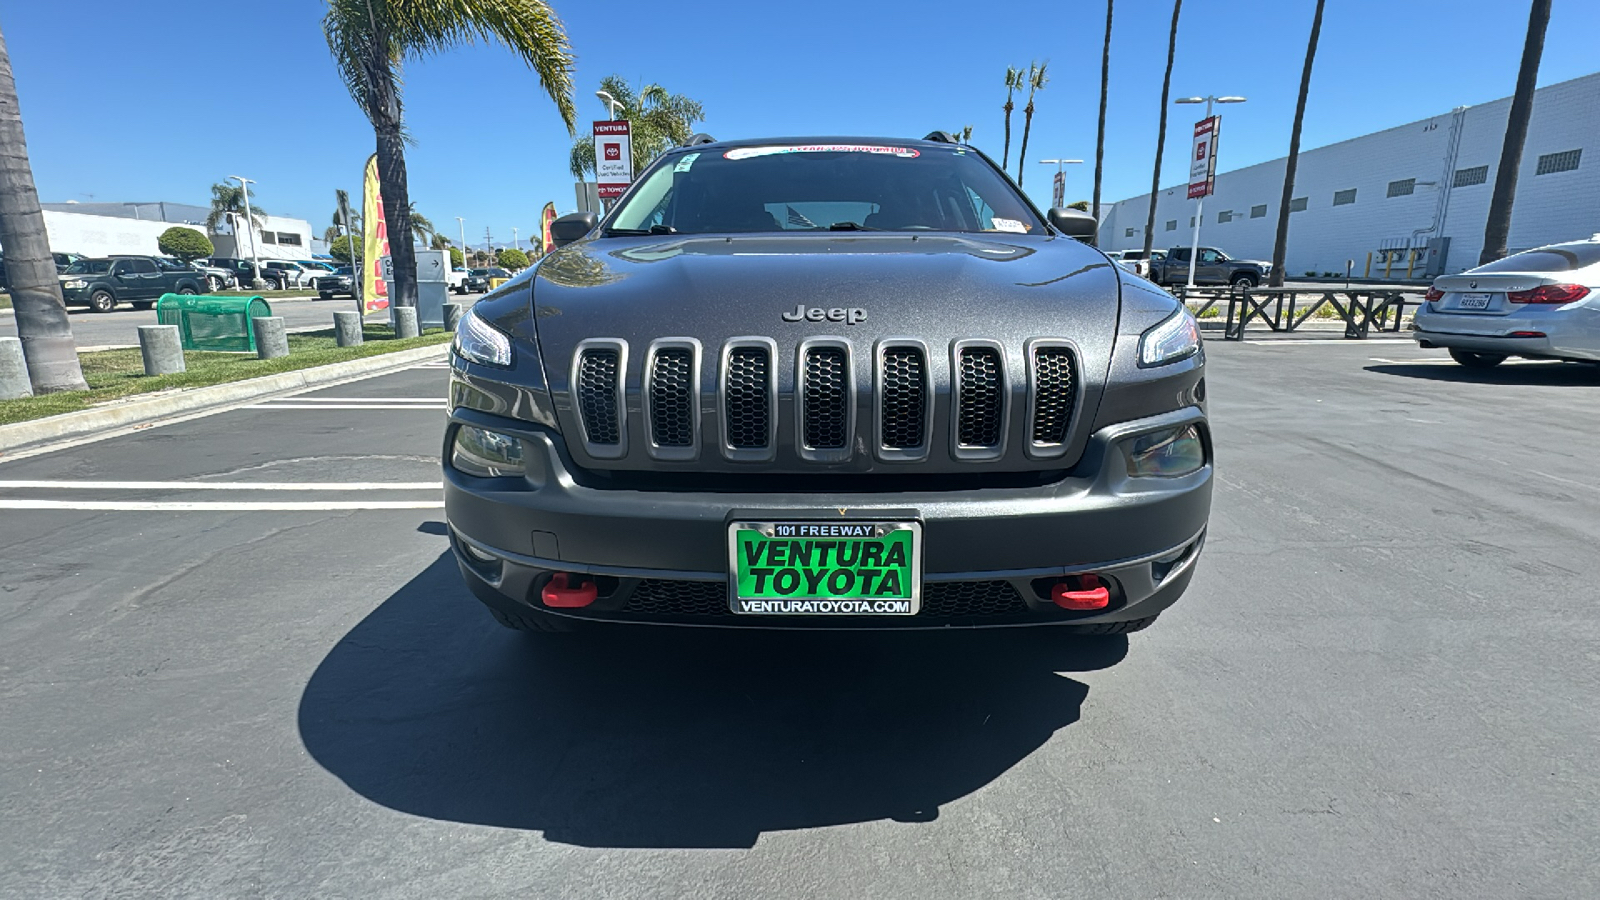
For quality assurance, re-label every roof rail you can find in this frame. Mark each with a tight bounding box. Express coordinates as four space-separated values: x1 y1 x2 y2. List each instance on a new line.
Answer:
923 130 958 144
681 133 717 147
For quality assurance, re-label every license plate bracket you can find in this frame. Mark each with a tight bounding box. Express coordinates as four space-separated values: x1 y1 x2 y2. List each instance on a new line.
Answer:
728 520 922 615
1459 292 1492 310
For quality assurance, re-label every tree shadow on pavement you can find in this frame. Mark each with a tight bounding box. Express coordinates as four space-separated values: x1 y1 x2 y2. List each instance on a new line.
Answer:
297 552 1125 849
1364 361 1600 385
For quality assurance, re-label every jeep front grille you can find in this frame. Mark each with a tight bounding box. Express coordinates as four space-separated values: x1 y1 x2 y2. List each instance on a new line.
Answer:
955 345 1004 450
724 344 772 451
648 346 694 448
1030 345 1076 445
575 347 621 446
801 344 850 451
880 345 928 451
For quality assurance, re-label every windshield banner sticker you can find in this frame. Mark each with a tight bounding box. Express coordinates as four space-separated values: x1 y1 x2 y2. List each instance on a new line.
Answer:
989 217 1029 233
724 144 921 161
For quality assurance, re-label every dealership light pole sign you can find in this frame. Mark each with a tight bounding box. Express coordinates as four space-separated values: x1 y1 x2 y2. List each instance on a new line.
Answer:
1185 116 1221 288
594 120 633 202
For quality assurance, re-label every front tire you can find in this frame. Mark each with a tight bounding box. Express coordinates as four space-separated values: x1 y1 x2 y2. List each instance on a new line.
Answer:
177 286 197 296
207 275 223 292
1231 273 1259 290
88 289 116 313
1449 349 1507 369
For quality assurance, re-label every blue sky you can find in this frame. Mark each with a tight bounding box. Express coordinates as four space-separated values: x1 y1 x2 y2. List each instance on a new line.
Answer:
6 0 1597 250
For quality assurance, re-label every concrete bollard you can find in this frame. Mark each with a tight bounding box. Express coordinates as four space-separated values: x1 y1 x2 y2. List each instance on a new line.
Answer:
442 302 463 332
333 310 364 347
137 325 186 376
394 306 420 339
252 316 289 360
0 336 32 399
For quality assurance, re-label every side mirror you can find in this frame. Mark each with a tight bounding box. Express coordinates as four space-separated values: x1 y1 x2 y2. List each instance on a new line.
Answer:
550 212 599 249
1047 207 1097 240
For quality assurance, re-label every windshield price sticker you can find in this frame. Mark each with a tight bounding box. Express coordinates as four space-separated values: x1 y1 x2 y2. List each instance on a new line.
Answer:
729 521 921 615
724 145 921 161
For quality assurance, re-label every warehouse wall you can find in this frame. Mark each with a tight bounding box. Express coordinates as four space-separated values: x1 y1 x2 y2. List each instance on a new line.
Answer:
1097 70 1600 277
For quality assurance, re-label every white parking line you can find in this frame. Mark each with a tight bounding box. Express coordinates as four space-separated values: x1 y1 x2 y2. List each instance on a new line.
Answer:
0 499 444 511
0 480 441 491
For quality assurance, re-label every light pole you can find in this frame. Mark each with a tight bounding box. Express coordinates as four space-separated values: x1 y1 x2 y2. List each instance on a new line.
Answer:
1038 159 1083 209
595 90 624 120
512 226 518 252
1174 96 1245 287
227 174 258 275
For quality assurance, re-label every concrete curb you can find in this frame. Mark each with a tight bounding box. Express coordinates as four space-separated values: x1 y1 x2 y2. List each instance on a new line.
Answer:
0 342 449 453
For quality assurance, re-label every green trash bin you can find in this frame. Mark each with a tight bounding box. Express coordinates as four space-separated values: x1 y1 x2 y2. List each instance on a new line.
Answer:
155 294 273 352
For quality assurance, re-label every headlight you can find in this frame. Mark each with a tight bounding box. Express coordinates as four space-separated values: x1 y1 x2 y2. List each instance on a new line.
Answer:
64 280 86 289
1139 309 1201 367
453 307 512 367
1124 424 1206 478
451 425 524 477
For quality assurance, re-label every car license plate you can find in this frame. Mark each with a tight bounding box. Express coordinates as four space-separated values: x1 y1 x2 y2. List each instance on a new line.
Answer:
1459 292 1492 309
728 520 921 615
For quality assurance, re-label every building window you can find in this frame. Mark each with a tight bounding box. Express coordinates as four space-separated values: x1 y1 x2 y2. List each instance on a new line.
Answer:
1386 179 1415 198
1250 204 1267 218
1535 149 1582 175
1189 216 1195 227
260 231 277 243
1290 197 1308 212
1453 165 1489 187
1333 189 1357 206
1217 211 1232 224
1165 219 1177 231
278 233 302 247
1124 227 1135 238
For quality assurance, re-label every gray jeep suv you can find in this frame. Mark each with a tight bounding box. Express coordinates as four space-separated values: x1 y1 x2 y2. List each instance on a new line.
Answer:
444 135 1211 633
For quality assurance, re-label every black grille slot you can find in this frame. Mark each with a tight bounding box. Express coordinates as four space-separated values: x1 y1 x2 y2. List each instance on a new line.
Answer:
623 579 1030 621
1031 347 1076 444
576 349 621 445
920 581 1029 618
880 346 927 449
957 347 1004 447
649 347 694 447
626 580 733 617
802 347 849 449
725 346 771 449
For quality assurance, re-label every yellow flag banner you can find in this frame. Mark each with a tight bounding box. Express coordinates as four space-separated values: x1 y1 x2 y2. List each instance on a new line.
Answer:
540 202 556 256
361 154 390 314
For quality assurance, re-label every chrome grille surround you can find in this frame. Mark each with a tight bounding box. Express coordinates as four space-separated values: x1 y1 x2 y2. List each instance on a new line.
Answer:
718 337 778 461
1025 338 1079 459
950 339 1008 461
643 338 702 461
874 338 932 461
795 337 855 462
571 338 628 459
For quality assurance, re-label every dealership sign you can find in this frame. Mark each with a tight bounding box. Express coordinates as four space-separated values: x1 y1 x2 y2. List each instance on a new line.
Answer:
594 120 633 199
1188 116 1220 200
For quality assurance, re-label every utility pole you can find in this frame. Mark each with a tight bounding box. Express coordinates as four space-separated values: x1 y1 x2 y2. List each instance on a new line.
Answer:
512 226 518 251
484 226 493 264
455 217 465 269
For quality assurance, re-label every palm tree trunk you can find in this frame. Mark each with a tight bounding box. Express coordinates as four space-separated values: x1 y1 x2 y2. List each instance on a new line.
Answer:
1002 100 1014 173
1017 104 1034 187
1479 0 1551 265
1142 0 1183 259
0 26 86 392
1269 0 1325 287
1091 0 1114 246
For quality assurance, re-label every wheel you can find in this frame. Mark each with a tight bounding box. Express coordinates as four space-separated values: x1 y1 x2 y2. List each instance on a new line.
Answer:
487 605 575 633
207 275 222 292
1066 615 1158 636
177 286 197 296
88 289 116 313
1231 273 1259 290
131 301 154 310
318 292 332 301
1449 349 1507 368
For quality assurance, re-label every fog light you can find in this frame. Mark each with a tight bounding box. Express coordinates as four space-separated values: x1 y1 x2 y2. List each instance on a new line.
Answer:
1124 425 1205 478
452 425 524 477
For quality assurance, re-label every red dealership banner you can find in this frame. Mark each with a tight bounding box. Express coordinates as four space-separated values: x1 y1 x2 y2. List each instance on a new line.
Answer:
1188 116 1220 200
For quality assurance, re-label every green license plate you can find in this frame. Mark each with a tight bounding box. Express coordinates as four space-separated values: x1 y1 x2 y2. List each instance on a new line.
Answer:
728 520 922 615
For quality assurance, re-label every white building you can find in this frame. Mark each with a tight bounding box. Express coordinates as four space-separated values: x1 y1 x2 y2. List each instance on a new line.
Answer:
209 214 317 260
38 201 317 260
1096 70 1600 278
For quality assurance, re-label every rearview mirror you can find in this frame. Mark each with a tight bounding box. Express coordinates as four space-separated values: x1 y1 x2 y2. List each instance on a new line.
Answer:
1047 207 1097 240
550 212 599 249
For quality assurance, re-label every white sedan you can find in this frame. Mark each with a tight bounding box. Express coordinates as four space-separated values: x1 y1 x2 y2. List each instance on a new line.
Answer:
1414 236 1600 367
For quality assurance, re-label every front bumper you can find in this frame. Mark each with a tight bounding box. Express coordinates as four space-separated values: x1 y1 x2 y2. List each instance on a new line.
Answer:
444 406 1211 629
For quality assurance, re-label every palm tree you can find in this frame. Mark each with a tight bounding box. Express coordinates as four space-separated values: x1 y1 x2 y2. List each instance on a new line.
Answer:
1015 61 1049 187
407 204 434 245
1142 0 1182 259
1001 65 1022 172
330 188 360 236
0 25 86 392
205 182 266 249
1480 0 1552 265
430 232 452 250
1091 0 1114 245
1269 0 1326 287
322 0 576 309
567 76 704 180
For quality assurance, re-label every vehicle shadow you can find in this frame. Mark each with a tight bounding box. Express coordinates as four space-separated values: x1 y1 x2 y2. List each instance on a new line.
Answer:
297 552 1125 848
1364 361 1600 385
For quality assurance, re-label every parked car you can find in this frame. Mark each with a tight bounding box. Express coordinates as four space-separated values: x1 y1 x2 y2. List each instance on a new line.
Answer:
1414 236 1600 368
59 256 205 312
1151 246 1270 288
201 257 274 290
462 269 491 293
1105 249 1163 280
444 133 1210 635
54 252 87 273
262 260 323 289
185 259 237 292
316 266 356 300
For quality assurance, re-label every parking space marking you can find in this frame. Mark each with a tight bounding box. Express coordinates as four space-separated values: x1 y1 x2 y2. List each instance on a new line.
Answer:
0 499 443 511
0 480 441 491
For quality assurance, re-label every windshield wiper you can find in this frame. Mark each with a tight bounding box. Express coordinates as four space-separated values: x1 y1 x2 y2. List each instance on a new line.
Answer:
828 221 877 231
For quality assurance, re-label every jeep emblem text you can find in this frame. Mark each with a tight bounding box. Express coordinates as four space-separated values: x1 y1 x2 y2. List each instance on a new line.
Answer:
782 305 867 325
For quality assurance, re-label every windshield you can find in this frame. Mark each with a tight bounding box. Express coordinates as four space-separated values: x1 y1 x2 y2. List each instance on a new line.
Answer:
333 267 352 276
607 143 1044 236
66 260 113 275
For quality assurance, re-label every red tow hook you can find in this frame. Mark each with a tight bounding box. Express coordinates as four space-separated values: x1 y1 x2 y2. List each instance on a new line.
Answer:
1052 574 1110 610
541 573 598 608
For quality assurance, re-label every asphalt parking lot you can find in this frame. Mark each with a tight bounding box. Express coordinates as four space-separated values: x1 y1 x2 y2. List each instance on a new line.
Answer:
2 339 1597 898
